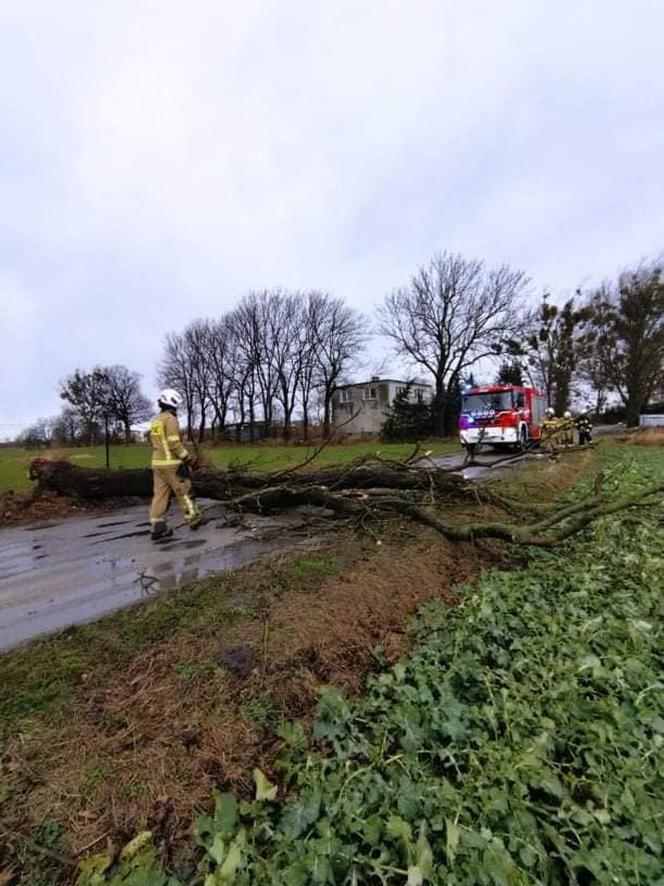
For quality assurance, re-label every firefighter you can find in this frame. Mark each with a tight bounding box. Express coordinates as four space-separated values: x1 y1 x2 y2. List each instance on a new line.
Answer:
562 410 575 446
148 388 201 541
576 413 593 445
542 407 558 444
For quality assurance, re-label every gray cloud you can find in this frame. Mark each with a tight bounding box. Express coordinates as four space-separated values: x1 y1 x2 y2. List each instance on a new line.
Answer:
2 0 663 427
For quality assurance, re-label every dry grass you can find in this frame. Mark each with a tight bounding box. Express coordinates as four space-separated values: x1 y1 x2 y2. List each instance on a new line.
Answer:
628 427 664 446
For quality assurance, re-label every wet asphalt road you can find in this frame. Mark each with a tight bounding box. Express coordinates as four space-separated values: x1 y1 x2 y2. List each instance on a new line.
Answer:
0 445 555 653
0 502 320 653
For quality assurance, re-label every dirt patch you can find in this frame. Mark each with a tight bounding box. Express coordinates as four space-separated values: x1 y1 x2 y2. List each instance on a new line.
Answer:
0 489 136 528
0 529 498 876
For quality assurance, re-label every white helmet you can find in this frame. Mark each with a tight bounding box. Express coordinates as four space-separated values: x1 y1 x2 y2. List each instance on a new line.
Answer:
545 407 555 417
564 410 572 419
158 388 183 408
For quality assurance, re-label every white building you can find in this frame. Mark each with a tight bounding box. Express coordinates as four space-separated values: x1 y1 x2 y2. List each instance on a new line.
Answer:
332 377 432 436
639 414 664 427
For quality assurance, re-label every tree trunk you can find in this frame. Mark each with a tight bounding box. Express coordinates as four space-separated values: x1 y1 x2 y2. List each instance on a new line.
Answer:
323 389 332 439
625 393 642 427
432 376 445 436
302 402 309 442
29 458 468 502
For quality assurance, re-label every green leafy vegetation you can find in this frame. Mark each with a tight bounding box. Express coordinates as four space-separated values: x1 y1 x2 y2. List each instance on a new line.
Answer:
78 446 664 884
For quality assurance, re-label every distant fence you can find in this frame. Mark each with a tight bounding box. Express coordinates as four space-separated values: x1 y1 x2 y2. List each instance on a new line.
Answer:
639 414 664 428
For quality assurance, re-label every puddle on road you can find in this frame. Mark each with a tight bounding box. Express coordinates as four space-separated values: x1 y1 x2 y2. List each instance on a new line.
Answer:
0 506 322 652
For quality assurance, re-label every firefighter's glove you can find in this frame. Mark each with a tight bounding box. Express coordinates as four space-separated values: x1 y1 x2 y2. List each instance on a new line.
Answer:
177 460 191 479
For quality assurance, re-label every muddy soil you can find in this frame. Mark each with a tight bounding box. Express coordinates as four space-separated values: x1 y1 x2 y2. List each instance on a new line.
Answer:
0 489 131 528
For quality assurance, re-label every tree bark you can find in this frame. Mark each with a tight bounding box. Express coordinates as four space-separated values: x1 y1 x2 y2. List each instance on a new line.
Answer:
28 458 469 502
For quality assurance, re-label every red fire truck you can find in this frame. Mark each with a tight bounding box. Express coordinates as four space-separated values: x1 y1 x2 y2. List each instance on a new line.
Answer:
458 384 548 451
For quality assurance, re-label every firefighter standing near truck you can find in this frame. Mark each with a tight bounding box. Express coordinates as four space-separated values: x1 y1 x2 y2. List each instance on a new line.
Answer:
576 413 593 445
542 407 559 446
562 410 575 446
148 388 202 541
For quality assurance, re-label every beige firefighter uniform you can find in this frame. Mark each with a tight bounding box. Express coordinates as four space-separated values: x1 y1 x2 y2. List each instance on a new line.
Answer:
148 410 199 526
542 416 574 447
561 419 575 446
542 417 567 448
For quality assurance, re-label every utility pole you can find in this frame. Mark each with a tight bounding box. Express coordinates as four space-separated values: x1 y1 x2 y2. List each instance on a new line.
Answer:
104 414 110 469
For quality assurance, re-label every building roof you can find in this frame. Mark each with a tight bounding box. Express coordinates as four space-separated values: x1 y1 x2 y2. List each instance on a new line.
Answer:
334 378 432 390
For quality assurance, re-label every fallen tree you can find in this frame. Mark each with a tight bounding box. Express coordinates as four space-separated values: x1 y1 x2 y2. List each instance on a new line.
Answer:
28 455 471 502
28 452 663 548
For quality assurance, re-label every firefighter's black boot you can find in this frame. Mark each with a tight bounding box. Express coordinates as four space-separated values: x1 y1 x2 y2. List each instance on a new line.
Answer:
151 521 173 542
188 514 204 531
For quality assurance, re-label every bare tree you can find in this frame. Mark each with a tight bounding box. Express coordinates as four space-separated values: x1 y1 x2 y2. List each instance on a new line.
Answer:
159 332 197 438
379 252 529 435
101 365 151 443
268 291 307 440
226 303 261 440
158 290 364 443
181 321 214 442
507 296 593 413
307 291 365 438
52 406 82 445
205 317 235 437
297 295 321 442
18 417 55 449
59 367 109 444
586 260 664 426
228 291 289 437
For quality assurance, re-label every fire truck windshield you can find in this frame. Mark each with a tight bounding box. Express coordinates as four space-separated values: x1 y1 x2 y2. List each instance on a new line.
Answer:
462 391 513 414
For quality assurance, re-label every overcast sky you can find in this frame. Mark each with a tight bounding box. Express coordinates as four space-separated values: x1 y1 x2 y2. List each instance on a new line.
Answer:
1 0 663 429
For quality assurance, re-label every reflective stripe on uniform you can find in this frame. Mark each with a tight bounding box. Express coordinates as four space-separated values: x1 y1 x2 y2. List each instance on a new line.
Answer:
182 494 198 518
151 419 172 461
152 458 182 467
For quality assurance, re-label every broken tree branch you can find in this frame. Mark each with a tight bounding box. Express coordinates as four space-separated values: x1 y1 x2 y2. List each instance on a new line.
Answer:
28 455 662 550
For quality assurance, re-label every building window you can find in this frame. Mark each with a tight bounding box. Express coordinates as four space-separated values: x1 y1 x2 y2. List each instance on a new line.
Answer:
416 389 424 402
396 385 407 397
339 390 352 403
364 387 377 400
